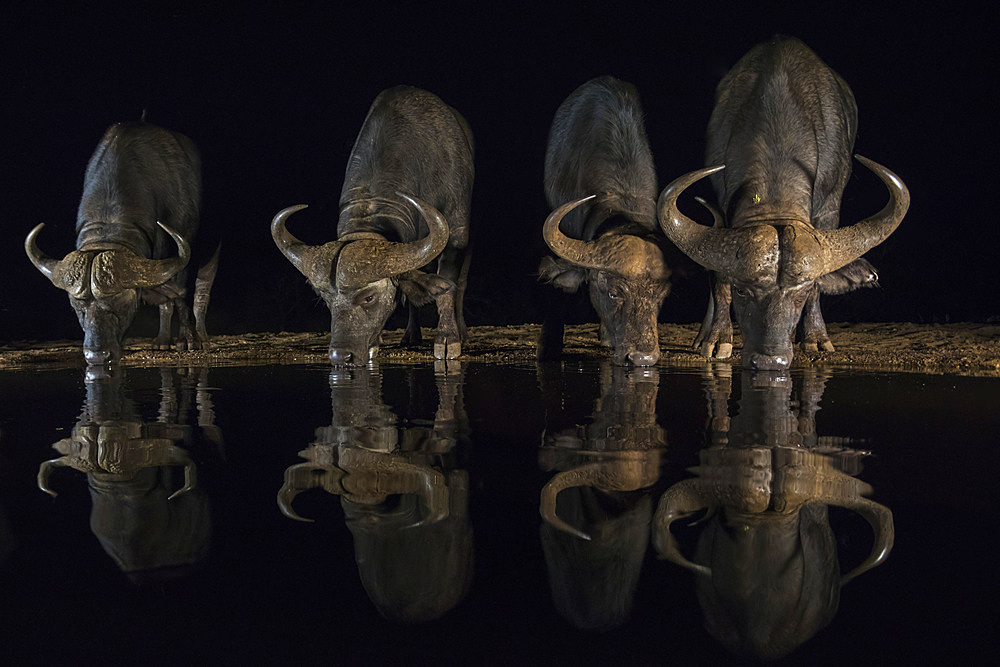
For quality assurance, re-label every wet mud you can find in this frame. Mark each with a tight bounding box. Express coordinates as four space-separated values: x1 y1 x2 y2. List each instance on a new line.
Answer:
3 322 999 375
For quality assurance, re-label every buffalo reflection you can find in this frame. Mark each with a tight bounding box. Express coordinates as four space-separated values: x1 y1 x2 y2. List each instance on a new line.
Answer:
37 367 222 583
278 363 472 623
537 362 667 631
653 368 893 659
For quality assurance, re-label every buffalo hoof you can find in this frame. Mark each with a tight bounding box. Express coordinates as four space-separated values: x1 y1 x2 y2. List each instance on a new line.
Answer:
700 341 733 359
802 340 835 353
434 341 461 360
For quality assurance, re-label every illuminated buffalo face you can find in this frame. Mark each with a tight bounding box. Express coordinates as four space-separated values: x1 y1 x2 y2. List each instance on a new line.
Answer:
271 195 452 367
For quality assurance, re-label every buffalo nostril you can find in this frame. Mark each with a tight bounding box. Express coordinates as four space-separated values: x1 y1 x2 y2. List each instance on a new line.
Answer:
628 351 658 367
329 349 353 366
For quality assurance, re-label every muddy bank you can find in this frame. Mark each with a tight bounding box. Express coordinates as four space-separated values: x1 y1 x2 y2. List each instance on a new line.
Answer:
3 322 1000 376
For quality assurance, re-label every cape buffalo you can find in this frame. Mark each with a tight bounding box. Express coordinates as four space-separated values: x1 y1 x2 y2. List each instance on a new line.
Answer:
658 36 909 369
272 86 473 366
25 122 219 366
539 76 682 366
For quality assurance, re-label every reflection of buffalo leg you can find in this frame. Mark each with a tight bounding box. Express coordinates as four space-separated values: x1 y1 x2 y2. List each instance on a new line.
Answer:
796 368 831 447
701 364 732 440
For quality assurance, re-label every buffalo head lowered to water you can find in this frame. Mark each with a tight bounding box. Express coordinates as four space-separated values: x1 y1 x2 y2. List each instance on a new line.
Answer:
539 76 681 366
272 86 473 366
25 122 219 366
657 37 909 370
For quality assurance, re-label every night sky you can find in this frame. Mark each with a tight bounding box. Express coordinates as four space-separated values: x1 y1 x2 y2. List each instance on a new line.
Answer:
3 2 995 343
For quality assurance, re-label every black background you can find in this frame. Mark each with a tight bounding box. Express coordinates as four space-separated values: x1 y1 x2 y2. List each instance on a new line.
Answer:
3 1 995 342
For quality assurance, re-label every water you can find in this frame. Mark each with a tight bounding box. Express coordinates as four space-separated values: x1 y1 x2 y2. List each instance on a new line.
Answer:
1 360 997 665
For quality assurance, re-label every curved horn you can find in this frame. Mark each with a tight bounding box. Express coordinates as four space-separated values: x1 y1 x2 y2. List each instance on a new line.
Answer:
271 204 347 287
25 224 92 297
25 223 60 281
657 166 742 273
276 484 312 522
344 457 450 528
334 193 451 289
271 205 315 275
276 462 346 523
153 221 192 279
165 446 197 501
91 222 191 295
836 496 895 585
37 456 71 497
405 462 450 528
807 155 910 278
800 461 894 584
694 197 725 227
541 195 603 269
539 463 607 541
651 479 712 576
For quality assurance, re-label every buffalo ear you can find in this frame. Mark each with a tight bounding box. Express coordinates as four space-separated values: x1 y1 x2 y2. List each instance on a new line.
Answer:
817 258 879 295
397 270 455 306
539 256 586 293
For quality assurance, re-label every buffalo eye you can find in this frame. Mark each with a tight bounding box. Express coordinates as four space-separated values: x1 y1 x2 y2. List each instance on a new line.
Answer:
734 286 749 298
355 290 379 307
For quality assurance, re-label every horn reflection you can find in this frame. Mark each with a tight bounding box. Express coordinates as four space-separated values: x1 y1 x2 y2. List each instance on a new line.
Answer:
277 362 473 623
652 367 894 659
37 367 223 584
537 361 668 631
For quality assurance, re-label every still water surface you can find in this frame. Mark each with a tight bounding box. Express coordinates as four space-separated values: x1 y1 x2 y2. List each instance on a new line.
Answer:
1 360 997 664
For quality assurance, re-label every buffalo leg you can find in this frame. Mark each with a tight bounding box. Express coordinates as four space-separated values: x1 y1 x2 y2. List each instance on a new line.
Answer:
155 301 175 350
175 298 196 350
693 274 733 359
455 248 471 342
191 243 220 349
433 246 465 360
402 304 423 346
799 285 834 352
537 292 566 360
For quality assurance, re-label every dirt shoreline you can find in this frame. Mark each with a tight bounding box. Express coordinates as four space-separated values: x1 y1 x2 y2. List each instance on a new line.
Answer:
3 322 1000 376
